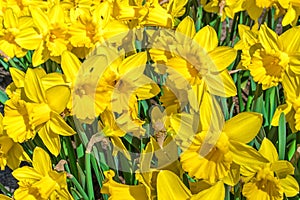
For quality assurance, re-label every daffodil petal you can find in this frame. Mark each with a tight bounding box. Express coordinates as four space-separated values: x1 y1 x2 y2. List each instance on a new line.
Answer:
282 6 296 27
38 124 61 156
176 16 196 42
110 136 131 160
29 6 50 35
41 73 66 90
118 52 147 75
32 42 50 67
24 68 46 103
259 24 279 51
15 28 42 50
204 70 237 97
191 181 225 200
279 175 300 197
271 104 293 126
61 51 81 83
3 8 17 28
101 170 149 200
258 138 279 162
7 143 30 170
49 112 76 136
278 26 300 53
46 85 70 113
157 170 192 200
12 166 42 182
0 194 12 200
9 68 25 88
49 4 65 24
289 54 300 74
270 160 294 179
224 112 262 143
229 140 268 169
209 47 237 72
32 147 52 176
193 25 218 52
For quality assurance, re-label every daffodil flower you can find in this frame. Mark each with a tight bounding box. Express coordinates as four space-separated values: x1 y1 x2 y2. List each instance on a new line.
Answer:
12 147 73 200
63 47 160 134
0 8 41 60
149 16 237 97
0 112 30 170
241 138 299 199
234 23 259 70
180 110 267 185
98 108 131 160
101 170 149 200
239 24 300 89
4 68 75 156
242 0 282 21
157 170 225 200
120 0 187 28
279 0 300 26
29 4 68 66
68 1 128 55
204 0 244 21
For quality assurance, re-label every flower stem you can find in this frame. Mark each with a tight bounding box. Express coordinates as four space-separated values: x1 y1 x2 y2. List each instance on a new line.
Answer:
69 174 89 200
85 152 95 200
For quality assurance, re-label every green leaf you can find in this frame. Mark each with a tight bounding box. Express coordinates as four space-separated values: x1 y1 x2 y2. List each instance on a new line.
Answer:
0 90 8 104
288 139 296 161
0 58 9 70
278 113 286 160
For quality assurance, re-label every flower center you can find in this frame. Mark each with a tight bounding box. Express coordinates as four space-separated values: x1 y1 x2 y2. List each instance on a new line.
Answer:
26 103 51 131
4 28 18 43
262 53 283 78
255 166 283 198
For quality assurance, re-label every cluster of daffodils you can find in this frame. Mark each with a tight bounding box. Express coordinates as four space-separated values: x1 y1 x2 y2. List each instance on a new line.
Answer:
0 0 300 200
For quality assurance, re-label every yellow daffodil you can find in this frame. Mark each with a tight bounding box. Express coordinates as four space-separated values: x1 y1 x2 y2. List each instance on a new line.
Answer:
272 70 300 132
279 0 300 26
12 147 73 200
0 8 41 60
101 170 149 200
141 0 188 28
115 95 149 136
135 135 182 199
149 16 237 98
240 24 300 90
180 110 267 184
61 0 94 23
112 0 148 23
65 47 160 132
0 112 30 170
241 138 299 199
204 0 245 21
234 23 259 69
29 4 68 66
68 1 128 57
157 170 225 200
3 97 38 142
242 0 283 21
4 68 75 156
98 108 131 160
